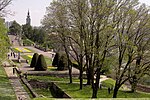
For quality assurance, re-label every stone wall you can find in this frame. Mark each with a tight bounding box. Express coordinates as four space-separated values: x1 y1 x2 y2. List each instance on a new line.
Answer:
28 79 71 98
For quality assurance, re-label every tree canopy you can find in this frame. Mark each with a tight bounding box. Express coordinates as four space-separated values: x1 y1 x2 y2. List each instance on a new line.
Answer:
0 18 10 63
9 20 21 35
42 0 150 98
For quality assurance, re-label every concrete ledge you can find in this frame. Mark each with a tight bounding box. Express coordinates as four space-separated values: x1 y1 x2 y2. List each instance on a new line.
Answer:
28 79 71 98
50 82 71 98
14 68 39 98
21 78 39 98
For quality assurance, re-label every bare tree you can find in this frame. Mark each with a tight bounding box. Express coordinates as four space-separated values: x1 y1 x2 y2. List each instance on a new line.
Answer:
0 0 12 17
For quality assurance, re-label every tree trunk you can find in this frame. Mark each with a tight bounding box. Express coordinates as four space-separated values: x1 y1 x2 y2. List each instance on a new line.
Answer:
69 65 72 83
92 83 97 98
130 76 138 93
80 69 83 89
113 85 119 98
86 68 91 85
86 64 93 85
131 82 137 93
92 67 101 98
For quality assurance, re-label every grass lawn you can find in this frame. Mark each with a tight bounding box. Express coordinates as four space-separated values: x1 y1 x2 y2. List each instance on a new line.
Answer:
33 98 150 100
0 65 16 100
28 75 150 98
28 75 84 83
11 47 19 53
21 55 32 64
56 82 150 98
12 47 34 53
34 88 53 98
102 78 115 88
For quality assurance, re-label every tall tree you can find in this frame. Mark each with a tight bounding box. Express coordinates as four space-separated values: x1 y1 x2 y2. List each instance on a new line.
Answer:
127 4 150 93
9 20 21 35
42 0 73 83
22 24 33 39
111 0 146 98
42 0 150 98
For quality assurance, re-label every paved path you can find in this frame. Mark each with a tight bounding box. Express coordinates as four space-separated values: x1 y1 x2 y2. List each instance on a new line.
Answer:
8 35 20 46
3 61 30 100
3 46 30 100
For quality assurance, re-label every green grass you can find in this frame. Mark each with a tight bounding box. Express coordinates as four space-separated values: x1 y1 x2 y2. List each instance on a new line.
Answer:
28 75 76 82
102 78 115 88
11 48 19 53
33 97 54 100
0 65 16 100
33 98 150 100
34 88 53 98
56 82 150 98
45 57 52 66
23 39 34 46
28 75 150 98
21 55 32 64
12 47 34 53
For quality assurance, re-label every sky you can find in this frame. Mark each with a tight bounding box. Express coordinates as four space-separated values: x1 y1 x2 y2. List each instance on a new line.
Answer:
4 0 150 27
5 0 52 26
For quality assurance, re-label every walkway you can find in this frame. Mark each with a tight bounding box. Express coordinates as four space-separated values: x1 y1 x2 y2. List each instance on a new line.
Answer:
3 45 31 100
3 61 30 100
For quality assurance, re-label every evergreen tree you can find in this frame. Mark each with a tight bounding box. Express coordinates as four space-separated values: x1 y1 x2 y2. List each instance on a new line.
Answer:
35 54 47 71
30 53 39 68
57 54 68 70
52 52 60 67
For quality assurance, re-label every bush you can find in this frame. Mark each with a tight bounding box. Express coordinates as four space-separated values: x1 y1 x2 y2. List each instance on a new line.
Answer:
52 52 60 67
30 53 39 68
35 54 47 71
23 39 34 46
57 54 68 71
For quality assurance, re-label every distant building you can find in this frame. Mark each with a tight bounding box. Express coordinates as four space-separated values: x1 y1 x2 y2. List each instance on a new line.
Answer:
26 10 31 25
5 21 13 29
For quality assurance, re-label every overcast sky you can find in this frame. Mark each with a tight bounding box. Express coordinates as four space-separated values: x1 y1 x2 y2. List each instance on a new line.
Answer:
4 0 150 26
5 0 52 26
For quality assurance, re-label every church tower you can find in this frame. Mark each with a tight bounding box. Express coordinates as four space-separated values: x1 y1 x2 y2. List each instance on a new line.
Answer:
26 10 31 25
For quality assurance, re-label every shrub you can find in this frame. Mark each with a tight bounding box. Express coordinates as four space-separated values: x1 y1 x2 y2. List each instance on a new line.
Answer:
35 54 47 71
57 54 68 71
52 52 60 67
23 39 34 46
30 53 39 68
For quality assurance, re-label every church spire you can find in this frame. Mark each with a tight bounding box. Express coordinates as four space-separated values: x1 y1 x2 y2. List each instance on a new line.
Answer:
26 9 31 25
28 9 30 16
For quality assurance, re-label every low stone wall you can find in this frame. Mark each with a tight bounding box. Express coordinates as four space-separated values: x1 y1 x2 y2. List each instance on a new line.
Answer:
137 84 150 93
28 79 50 89
50 82 71 98
21 78 39 98
14 68 39 98
28 79 71 98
